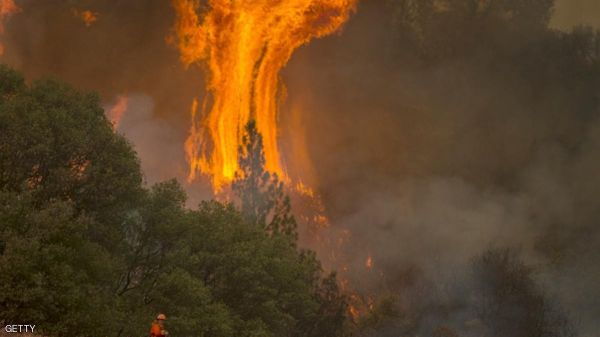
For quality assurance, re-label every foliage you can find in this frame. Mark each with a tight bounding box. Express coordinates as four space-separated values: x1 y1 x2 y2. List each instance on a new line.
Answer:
0 191 115 336
356 296 400 335
389 0 554 61
0 65 348 336
0 64 144 246
232 120 297 239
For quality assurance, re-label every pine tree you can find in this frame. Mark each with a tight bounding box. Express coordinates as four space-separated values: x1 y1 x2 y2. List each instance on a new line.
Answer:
232 120 297 239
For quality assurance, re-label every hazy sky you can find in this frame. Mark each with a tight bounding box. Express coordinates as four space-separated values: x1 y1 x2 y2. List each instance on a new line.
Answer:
552 0 600 29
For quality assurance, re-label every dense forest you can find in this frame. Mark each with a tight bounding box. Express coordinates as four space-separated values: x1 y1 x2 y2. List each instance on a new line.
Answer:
0 66 347 336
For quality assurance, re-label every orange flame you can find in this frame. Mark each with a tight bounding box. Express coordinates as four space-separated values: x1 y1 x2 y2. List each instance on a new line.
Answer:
72 8 98 27
366 255 373 270
185 98 203 182
107 95 128 129
172 0 356 191
349 303 360 321
0 0 20 56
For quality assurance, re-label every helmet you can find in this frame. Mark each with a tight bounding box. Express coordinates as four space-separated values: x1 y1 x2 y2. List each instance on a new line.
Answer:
157 313 166 320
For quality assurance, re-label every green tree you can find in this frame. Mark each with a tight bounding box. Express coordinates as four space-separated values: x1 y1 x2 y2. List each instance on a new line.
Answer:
388 0 554 61
0 65 147 336
230 121 349 336
181 201 320 336
0 65 349 337
0 191 115 336
0 65 143 244
232 120 297 238
305 271 350 337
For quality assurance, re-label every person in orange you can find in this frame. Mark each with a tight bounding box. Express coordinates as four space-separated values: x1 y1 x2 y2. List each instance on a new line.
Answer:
150 313 169 337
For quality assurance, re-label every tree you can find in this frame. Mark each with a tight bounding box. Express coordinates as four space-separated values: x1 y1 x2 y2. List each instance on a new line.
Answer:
388 0 554 62
306 272 350 337
230 121 351 336
0 65 144 244
232 120 297 238
111 180 196 336
471 248 576 337
0 66 349 337
0 191 116 337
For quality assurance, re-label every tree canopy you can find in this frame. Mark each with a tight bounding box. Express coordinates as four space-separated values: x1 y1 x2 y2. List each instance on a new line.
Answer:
0 65 348 337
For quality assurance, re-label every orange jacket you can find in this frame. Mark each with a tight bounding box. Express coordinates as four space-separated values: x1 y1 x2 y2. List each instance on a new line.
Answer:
150 323 164 337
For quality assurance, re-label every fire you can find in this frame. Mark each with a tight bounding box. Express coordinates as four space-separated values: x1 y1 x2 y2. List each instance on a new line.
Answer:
295 181 315 198
107 95 128 129
72 9 98 27
349 303 360 320
172 0 357 191
185 98 203 182
366 255 373 270
0 0 20 56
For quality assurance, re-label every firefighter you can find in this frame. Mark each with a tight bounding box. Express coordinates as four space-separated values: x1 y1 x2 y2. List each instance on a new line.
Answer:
150 313 169 337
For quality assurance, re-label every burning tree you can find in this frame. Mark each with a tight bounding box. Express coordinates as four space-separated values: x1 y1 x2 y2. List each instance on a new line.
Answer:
233 120 297 239
172 0 357 190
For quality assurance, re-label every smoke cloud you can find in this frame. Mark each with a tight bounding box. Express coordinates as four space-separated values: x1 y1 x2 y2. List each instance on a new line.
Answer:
282 1 600 335
552 0 600 29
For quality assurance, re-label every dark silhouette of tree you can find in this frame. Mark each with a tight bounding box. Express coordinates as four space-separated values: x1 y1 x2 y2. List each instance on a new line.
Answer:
471 248 577 337
232 120 297 239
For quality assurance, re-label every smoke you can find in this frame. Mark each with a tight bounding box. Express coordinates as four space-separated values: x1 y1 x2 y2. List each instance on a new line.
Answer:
282 1 600 335
3 0 212 202
105 93 213 203
2 0 203 129
3 0 600 335
552 0 600 29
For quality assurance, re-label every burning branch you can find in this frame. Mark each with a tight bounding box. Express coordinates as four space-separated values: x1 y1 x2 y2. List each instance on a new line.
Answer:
0 0 21 56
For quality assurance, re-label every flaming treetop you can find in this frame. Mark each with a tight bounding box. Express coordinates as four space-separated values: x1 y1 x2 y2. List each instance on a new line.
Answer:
172 0 356 190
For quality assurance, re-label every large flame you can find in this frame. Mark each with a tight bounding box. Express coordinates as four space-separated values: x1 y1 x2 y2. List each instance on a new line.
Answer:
0 0 20 56
107 95 129 129
172 0 356 190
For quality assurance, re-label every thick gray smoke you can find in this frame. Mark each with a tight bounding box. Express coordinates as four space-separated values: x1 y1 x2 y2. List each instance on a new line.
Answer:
282 1 600 335
3 0 599 336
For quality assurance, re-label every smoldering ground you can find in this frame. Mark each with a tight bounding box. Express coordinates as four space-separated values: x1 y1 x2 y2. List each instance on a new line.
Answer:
3 0 600 336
